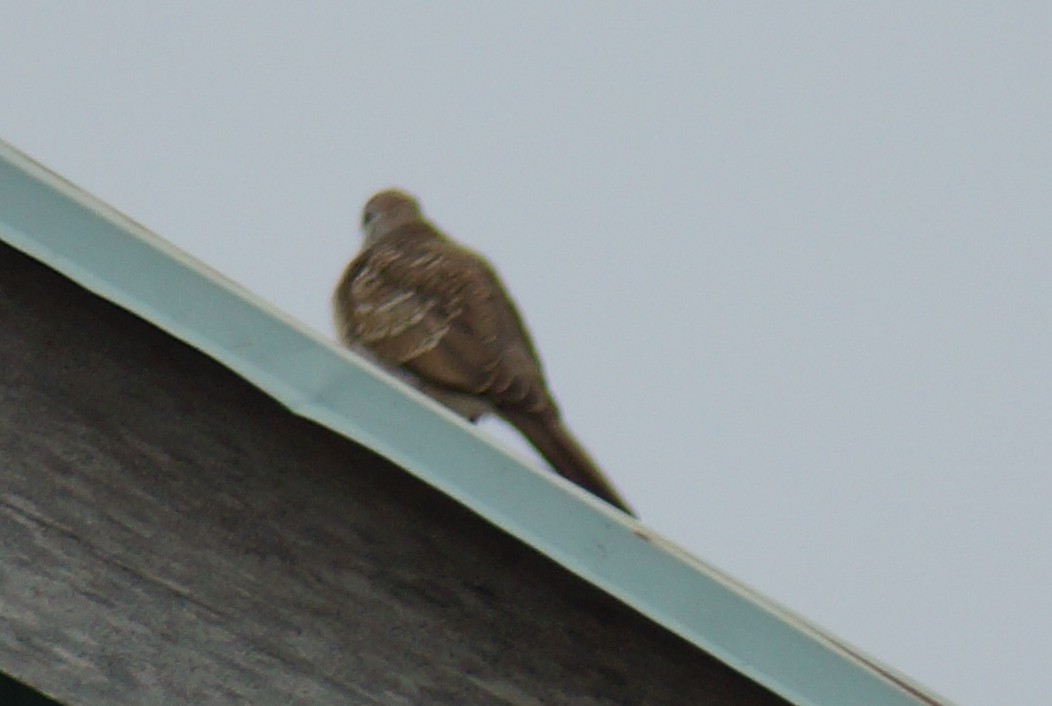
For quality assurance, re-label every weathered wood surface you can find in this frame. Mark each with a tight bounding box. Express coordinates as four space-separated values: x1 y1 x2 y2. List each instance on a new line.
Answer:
0 242 786 706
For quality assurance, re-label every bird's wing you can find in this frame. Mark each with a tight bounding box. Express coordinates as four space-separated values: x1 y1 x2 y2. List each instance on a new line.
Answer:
338 232 549 413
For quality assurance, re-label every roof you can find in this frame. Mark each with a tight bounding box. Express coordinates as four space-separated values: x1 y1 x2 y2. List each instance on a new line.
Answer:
2 238 784 705
0 138 950 705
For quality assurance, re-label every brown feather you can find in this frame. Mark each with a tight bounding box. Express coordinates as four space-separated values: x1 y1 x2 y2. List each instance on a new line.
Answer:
333 190 635 515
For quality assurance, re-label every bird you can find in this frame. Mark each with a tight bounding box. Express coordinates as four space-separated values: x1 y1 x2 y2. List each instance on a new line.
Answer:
333 189 634 516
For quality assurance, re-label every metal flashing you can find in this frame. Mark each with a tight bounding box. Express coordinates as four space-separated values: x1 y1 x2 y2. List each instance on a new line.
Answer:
0 139 950 706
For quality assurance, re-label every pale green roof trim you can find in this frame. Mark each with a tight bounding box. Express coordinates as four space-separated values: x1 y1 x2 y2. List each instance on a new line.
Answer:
0 139 950 706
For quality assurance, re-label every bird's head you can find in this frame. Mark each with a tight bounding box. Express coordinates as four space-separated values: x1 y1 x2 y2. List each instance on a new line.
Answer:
361 189 423 246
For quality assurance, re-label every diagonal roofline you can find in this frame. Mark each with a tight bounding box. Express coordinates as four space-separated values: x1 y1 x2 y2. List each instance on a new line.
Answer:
0 138 951 706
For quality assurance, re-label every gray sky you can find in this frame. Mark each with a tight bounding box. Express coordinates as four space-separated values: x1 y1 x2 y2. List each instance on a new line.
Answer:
3 4 1049 704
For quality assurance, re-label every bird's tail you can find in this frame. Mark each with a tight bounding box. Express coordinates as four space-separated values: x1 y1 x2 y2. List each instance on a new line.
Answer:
503 411 635 516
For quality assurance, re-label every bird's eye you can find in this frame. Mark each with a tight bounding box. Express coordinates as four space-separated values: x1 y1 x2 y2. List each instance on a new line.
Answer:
362 211 375 226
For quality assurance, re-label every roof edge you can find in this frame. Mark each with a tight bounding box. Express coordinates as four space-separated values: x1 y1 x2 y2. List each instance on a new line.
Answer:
0 138 952 706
